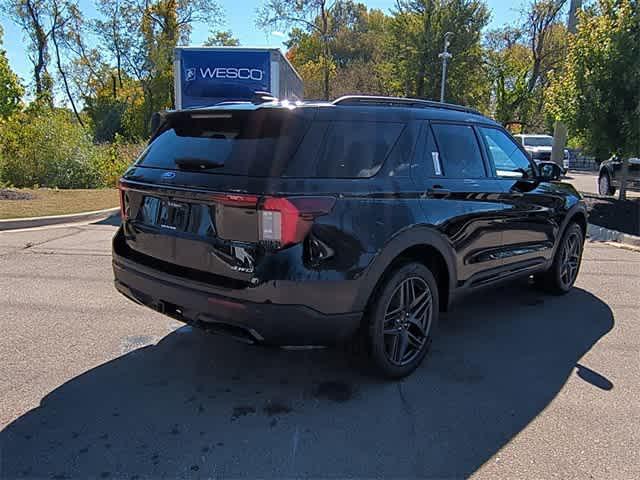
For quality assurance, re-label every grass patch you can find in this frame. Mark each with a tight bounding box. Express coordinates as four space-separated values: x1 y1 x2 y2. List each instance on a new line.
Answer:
0 188 119 219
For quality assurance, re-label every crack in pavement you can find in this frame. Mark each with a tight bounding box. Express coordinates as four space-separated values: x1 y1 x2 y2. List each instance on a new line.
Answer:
0 227 85 257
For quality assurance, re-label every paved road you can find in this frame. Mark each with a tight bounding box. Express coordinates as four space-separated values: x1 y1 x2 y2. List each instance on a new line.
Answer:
565 170 640 198
1 218 639 479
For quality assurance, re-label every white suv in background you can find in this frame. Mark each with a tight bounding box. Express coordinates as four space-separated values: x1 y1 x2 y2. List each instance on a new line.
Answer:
514 134 570 174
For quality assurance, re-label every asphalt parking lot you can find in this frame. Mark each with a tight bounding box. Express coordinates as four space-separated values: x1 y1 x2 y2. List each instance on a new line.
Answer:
1 217 639 479
564 170 640 198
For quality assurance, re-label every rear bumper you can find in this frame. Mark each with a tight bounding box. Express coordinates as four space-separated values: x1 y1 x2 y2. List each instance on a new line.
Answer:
112 245 362 346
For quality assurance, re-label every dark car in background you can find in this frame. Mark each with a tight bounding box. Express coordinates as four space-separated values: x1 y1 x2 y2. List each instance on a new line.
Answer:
598 155 640 196
113 96 587 378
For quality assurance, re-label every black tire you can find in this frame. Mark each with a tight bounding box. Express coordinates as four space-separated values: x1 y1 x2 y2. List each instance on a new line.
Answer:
535 223 584 295
598 172 615 196
365 262 439 379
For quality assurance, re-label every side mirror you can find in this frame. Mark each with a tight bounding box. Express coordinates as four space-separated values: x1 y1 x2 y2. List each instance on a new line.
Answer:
538 163 562 181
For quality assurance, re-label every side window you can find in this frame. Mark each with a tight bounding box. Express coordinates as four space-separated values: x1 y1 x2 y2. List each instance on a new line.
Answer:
431 123 486 178
316 121 405 178
478 127 534 178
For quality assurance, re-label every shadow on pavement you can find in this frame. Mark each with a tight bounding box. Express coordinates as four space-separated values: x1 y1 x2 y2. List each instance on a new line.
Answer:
92 212 121 227
1 283 614 478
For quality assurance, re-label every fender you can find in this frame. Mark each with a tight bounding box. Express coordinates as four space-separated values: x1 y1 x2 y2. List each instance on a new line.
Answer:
353 225 458 312
552 201 588 256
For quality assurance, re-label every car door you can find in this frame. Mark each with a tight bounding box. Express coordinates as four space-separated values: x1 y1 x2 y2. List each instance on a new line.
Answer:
476 126 560 270
412 121 508 284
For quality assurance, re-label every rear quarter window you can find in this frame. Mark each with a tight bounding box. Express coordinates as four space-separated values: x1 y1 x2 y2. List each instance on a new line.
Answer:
303 121 405 178
284 120 405 178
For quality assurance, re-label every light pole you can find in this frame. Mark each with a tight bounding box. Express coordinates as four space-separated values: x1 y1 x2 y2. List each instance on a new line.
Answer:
438 32 453 103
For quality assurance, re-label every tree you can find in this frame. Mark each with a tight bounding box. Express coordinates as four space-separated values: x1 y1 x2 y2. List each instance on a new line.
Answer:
284 2 393 98
257 0 335 100
93 0 130 90
90 0 222 135
50 0 84 125
485 1 568 131
389 0 491 109
547 0 639 198
1 0 54 105
0 25 24 118
547 0 639 158
204 30 240 46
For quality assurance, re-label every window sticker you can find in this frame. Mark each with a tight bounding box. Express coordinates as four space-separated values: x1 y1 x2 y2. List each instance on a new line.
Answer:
432 151 442 175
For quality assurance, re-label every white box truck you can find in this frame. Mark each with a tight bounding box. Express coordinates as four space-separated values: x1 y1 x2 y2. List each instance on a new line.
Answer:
173 46 303 109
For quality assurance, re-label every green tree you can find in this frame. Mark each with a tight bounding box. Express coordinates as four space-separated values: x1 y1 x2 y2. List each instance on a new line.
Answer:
389 0 491 109
0 25 24 118
486 1 568 131
204 30 240 46
547 0 639 160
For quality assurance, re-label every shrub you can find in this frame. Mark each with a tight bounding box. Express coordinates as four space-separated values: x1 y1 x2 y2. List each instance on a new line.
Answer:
92 134 146 187
0 109 102 188
0 108 146 189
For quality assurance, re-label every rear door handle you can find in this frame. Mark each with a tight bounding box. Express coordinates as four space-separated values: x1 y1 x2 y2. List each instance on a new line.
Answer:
426 186 451 198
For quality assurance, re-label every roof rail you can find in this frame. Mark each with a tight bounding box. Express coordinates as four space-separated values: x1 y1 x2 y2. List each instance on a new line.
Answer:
332 95 481 116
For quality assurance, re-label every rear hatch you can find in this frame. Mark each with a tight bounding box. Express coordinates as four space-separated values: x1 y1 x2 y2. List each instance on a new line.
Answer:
118 106 333 283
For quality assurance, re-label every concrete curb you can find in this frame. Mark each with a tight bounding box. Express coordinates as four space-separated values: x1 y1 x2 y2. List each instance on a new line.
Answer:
0 207 119 231
587 223 640 248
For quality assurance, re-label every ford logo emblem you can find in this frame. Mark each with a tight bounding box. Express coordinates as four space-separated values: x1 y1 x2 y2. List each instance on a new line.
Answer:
161 171 176 180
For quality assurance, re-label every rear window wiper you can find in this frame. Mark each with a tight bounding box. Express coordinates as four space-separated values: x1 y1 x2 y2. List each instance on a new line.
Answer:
174 157 224 170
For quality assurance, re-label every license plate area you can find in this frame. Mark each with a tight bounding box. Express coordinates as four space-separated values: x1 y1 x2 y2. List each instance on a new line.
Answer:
139 196 190 232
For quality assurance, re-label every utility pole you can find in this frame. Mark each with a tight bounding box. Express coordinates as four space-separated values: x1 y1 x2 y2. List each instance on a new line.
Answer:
438 32 453 103
550 0 582 166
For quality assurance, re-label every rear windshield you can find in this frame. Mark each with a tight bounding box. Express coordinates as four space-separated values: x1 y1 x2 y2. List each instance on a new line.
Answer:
523 137 553 147
136 110 405 178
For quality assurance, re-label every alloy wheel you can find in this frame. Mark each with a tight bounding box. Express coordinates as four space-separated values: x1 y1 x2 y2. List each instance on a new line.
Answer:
382 276 433 366
560 231 582 288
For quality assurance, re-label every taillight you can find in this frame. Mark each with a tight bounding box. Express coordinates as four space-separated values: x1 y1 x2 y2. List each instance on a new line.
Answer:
259 196 335 248
210 193 259 207
118 181 129 220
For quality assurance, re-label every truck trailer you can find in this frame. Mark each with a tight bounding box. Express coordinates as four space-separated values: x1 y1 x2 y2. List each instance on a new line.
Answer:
173 47 303 109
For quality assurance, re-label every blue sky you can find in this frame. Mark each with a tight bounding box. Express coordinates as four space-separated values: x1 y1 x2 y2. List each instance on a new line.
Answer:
1 0 527 88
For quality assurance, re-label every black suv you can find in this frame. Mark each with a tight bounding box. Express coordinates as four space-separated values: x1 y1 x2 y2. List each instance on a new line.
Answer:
598 155 640 196
113 96 587 378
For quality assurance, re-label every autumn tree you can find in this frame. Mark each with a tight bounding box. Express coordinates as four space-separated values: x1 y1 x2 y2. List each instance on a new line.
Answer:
285 2 392 98
258 0 336 100
89 0 222 136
